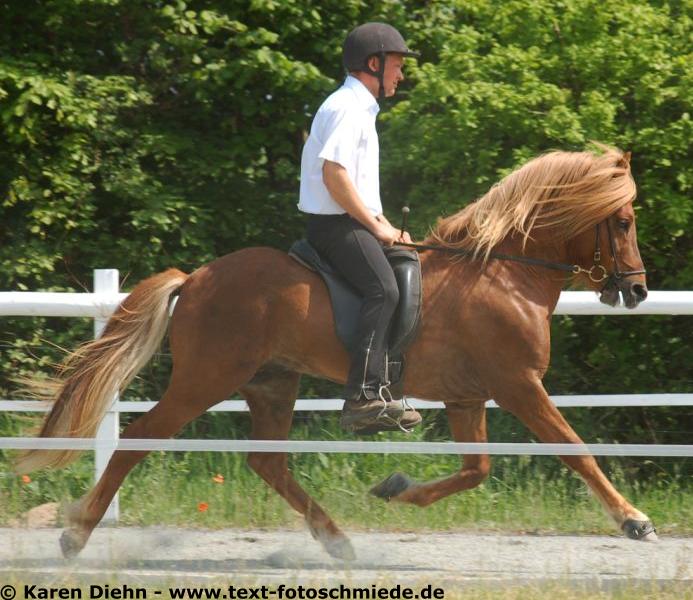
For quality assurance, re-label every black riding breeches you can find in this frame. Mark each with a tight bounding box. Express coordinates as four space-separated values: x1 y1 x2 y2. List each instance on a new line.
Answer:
306 213 399 397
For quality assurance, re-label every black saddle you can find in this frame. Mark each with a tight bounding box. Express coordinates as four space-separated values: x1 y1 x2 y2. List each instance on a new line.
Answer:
289 239 423 398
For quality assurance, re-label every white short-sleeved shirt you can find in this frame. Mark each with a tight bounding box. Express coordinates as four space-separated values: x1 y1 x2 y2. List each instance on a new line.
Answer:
298 76 382 216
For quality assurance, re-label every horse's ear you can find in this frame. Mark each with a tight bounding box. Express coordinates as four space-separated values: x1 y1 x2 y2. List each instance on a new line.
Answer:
621 151 632 167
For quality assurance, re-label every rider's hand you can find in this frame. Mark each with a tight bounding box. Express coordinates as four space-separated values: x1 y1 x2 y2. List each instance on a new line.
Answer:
372 222 399 246
398 231 413 244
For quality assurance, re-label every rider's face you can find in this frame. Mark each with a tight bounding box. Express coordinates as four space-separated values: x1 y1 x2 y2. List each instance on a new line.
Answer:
382 54 405 97
366 53 405 97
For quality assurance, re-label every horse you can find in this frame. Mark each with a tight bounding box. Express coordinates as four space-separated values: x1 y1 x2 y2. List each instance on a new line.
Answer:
16 146 656 560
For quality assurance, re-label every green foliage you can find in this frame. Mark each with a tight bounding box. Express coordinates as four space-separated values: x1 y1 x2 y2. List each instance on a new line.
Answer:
0 1 691 485
383 0 692 247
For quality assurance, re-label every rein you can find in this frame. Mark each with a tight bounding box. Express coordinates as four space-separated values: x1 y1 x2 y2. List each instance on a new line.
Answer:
397 220 646 284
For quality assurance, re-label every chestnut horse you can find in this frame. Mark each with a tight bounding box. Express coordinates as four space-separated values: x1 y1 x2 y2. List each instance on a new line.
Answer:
18 147 656 560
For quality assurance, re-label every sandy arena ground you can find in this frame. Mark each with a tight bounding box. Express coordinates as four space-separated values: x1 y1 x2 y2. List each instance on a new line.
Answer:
0 527 690 592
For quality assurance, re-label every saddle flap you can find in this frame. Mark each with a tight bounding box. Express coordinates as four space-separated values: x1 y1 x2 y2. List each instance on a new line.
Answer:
384 246 423 357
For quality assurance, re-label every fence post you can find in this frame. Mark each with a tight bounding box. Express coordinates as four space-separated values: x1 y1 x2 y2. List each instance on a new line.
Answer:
93 269 120 522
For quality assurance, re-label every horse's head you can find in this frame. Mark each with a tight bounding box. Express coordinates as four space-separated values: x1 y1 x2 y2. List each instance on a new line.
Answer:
595 202 648 308
570 163 648 308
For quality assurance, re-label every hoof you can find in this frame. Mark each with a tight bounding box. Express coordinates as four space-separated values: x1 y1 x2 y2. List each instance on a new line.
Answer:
323 534 356 561
622 519 657 541
307 522 356 561
60 528 87 559
369 472 415 501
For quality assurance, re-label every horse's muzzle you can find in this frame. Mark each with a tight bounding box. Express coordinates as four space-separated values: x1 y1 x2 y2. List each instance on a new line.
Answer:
600 277 648 309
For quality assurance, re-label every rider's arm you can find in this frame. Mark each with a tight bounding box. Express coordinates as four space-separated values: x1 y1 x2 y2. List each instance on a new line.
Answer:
375 213 392 227
322 160 398 244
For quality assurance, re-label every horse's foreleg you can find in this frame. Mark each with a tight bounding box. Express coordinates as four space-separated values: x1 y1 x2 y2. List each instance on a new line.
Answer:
496 377 656 541
241 370 355 561
370 402 490 507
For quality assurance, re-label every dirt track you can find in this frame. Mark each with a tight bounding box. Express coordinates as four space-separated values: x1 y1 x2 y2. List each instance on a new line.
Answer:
0 527 690 591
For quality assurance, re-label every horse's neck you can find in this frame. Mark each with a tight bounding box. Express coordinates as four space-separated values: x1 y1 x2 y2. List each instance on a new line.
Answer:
495 235 569 307
419 236 568 313
498 230 568 262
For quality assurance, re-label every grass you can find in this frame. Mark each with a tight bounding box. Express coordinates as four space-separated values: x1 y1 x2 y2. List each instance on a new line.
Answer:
1 411 690 535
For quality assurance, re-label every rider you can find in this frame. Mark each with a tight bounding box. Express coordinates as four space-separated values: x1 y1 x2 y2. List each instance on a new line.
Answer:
298 22 422 433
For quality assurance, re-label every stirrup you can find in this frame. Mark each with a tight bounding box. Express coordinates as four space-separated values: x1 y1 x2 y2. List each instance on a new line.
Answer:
373 384 417 433
378 382 394 403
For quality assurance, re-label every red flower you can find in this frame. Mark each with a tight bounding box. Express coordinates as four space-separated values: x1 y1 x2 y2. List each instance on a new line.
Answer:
197 502 209 513
21 475 31 484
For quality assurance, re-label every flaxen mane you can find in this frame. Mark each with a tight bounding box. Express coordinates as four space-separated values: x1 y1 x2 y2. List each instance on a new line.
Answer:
426 145 636 261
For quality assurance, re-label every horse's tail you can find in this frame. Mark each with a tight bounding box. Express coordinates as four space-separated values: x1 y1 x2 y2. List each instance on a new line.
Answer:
15 268 188 473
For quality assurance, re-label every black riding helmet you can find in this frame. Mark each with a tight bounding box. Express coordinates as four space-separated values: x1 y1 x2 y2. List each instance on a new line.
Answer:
342 22 420 100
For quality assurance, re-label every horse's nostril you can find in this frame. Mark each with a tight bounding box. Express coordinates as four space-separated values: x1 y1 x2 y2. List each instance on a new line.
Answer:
631 283 648 301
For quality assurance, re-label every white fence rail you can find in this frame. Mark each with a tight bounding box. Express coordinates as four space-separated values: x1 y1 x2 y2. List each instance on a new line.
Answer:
3 394 693 414
4 289 693 317
1 438 690 457
1 270 692 523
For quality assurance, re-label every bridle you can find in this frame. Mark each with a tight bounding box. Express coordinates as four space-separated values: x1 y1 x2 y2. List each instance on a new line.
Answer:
398 219 646 287
578 219 646 288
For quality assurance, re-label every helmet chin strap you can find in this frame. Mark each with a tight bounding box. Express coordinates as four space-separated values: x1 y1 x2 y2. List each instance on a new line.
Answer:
365 51 386 101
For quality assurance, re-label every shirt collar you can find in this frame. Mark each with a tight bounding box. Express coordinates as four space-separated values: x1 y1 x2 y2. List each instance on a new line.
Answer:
344 75 380 115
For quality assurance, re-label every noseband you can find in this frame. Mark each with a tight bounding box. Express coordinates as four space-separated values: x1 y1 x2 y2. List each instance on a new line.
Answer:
572 220 646 286
399 219 646 284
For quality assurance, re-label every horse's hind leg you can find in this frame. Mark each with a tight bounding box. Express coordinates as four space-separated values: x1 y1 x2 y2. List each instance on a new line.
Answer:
60 365 255 558
240 366 355 561
497 377 656 541
371 402 491 506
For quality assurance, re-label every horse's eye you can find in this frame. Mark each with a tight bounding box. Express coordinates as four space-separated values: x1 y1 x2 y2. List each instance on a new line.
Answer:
618 219 631 231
